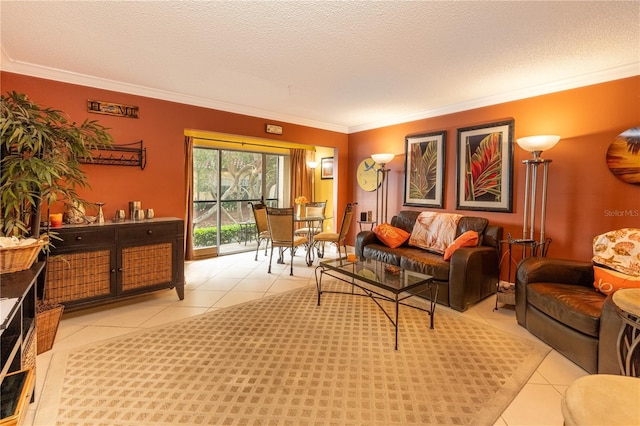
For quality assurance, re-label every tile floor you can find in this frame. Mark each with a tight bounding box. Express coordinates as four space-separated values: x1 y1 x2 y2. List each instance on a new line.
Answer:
25 247 588 425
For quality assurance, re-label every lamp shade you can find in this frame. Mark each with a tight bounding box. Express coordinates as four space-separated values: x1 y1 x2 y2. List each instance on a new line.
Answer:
516 135 560 155
306 160 319 169
371 153 395 164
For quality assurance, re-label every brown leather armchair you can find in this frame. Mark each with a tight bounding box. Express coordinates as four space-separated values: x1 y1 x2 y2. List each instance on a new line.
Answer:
515 257 621 374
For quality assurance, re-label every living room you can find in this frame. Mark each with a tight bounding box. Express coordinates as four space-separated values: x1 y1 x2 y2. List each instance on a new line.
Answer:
3 73 637 265
1 2 639 425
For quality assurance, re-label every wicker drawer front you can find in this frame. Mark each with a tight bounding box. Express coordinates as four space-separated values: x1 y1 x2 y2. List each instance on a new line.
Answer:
45 250 112 304
121 243 173 291
119 223 176 243
55 228 116 249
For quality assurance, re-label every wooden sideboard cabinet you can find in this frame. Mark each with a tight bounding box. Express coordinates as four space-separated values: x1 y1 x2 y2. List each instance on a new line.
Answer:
44 218 184 311
1 262 42 425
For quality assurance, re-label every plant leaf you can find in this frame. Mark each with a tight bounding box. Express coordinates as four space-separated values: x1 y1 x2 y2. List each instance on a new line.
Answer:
465 132 502 201
408 140 438 199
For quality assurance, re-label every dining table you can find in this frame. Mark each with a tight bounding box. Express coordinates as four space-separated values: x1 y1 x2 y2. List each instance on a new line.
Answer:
294 214 330 266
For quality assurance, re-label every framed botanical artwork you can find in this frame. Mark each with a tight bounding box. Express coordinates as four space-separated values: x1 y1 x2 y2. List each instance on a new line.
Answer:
456 120 514 212
403 130 446 208
321 157 334 179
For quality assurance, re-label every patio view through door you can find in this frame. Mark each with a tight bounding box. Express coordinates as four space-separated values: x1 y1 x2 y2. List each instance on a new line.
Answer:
193 147 283 256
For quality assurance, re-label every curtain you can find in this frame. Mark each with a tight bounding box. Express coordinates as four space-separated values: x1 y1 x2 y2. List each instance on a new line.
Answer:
184 136 195 260
290 148 312 205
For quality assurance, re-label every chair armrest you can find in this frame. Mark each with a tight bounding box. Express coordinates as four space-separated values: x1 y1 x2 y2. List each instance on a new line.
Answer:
598 294 623 374
448 246 500 311
515 257 594 325
355 230 380 256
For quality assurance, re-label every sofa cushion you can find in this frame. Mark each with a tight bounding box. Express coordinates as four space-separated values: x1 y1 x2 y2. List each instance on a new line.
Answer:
361 245 450 282
399 249 450 281
362 244 402 266
408 212 462 254
444 231 479 261
593 266 640 295
391 210 420 234
457 217 489 245
527 283 606 337
592 228 640 277
373 223 410 249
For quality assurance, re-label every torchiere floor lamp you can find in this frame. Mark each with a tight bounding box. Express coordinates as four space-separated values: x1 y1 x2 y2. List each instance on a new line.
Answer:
371 153 395 225
515 135 560 256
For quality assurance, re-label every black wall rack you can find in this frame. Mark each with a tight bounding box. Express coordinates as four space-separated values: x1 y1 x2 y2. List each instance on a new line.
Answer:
79 140 146 170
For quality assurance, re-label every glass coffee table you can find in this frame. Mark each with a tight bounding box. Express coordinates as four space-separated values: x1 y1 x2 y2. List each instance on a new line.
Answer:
315 256 437 350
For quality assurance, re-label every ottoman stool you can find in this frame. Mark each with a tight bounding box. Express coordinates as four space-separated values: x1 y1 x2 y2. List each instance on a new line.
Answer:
561 374 640 425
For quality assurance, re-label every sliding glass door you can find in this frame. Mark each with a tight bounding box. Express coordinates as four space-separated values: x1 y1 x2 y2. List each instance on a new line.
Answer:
193 147 283 255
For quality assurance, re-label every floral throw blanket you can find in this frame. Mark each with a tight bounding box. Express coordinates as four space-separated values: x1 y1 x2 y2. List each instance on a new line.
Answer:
409 212 463 254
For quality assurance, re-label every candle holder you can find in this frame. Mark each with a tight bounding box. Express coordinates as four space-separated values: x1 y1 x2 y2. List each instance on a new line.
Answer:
96 202 105 224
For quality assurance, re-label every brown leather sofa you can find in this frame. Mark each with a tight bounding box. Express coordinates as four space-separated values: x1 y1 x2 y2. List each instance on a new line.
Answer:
515 257 622 374
355 211 502 312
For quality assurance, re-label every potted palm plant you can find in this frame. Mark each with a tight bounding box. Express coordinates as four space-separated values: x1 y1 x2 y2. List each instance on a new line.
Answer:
0 91 113 353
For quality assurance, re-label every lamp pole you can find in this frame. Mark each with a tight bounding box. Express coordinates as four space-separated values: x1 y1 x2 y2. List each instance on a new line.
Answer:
376 166 390 224
516 135 559 257
371 153 394 225
522 157 552 245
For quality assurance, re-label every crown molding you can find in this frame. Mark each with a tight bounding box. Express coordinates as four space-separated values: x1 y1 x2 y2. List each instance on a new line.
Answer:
2 48 637 135
0 48 349 134
348 62 640 134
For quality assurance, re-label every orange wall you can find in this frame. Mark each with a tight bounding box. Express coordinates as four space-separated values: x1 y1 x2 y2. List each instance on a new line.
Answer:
3 72 638 272
349 77 640 271
1 72 349 224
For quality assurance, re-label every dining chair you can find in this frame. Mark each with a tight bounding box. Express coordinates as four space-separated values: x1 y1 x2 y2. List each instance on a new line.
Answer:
313 203 354 260
294 200 327 240
249 201 270 261
266 207 308 275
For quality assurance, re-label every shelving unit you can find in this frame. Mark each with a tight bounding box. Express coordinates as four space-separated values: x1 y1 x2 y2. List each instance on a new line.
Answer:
79 140 146 170
1 262 44 425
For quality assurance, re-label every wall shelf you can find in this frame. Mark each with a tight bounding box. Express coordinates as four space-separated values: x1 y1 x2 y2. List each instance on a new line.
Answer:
79 140 146 170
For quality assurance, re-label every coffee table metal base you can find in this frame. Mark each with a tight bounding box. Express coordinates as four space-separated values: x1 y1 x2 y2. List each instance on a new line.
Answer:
315 263 438 350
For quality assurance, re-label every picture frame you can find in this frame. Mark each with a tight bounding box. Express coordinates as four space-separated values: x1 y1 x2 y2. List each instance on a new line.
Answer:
456 119 514 212
403 130 446 208
320 157 334 180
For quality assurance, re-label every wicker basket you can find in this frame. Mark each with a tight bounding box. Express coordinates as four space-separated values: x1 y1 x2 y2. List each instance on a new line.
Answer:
0 236 48 274
497 288 516 306
36 303 64 355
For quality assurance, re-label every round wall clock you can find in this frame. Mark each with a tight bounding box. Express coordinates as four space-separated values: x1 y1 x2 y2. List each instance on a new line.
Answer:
356 158 381 191
606 127 640 186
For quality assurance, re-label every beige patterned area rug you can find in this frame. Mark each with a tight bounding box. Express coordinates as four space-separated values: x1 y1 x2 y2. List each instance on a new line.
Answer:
36 285 549 425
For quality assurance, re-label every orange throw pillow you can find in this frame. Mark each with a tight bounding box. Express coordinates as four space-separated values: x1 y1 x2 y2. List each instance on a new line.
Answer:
443 231 479 261
373 223 411 249
593 266 640 295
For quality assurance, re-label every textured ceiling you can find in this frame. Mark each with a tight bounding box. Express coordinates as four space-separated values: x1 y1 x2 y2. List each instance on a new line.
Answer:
1 1 639 133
